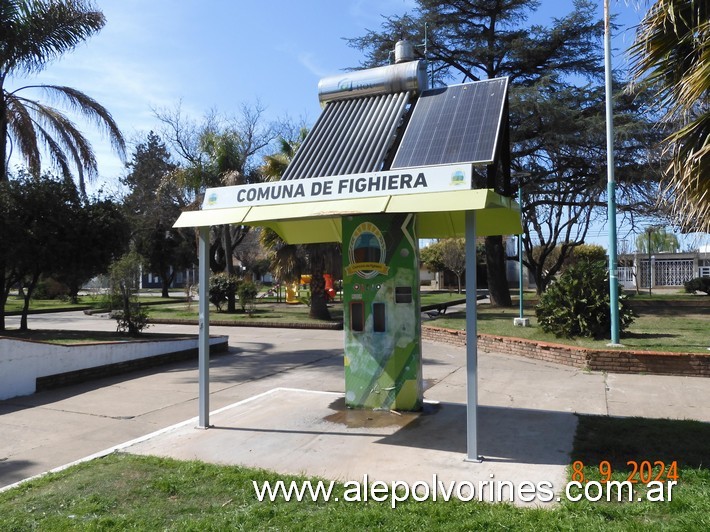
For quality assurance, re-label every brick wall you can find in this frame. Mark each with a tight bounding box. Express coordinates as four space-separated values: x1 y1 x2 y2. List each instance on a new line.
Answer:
421 326 710 377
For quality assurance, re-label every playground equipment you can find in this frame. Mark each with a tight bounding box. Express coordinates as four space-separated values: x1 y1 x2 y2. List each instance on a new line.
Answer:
285 274 336 304
285 283 300 304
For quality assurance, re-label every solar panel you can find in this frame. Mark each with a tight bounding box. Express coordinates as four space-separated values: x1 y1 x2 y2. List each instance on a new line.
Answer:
391 78 508 169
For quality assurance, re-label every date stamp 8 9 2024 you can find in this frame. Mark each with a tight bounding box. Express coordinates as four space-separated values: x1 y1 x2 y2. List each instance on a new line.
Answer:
571 460 679 484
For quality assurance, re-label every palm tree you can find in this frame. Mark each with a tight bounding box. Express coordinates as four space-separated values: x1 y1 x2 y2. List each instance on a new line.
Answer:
1 0 125 192
629 0 709 232
260 129 341 320
261 128 306 179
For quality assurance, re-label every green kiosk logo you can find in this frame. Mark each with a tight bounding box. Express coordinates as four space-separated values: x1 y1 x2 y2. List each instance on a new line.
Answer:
450 169 466 186
345 221 389 278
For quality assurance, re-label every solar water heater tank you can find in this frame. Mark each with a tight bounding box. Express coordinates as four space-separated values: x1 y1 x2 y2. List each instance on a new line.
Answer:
317 59 427 104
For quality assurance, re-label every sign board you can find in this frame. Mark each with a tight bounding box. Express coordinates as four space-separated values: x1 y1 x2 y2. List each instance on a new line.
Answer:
201 163 473 210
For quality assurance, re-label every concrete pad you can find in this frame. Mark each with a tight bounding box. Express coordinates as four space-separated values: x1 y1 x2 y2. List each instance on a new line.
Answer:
127 388 575 506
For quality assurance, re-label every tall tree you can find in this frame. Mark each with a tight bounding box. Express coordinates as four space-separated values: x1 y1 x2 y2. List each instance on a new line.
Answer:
157 104 280 311
439 238 467 294
1 0 125 193
514 80 665 293
55 192 130 303
260 129 341 320
12 175 73 330
348 0 606 306
0 172 127 329
629 0 709 232
0 177 24 330
421 238 468 293
635 226 680 254
1 0 124 328
122 131 194 298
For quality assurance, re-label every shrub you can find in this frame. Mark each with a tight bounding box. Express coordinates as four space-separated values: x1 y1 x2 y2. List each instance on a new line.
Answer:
237 280 258 313
535 260 635 339
113 303 149 335
563 244 607 271
684 277 710 295
108 251 149 336
209 273 239 312
32 278 70 300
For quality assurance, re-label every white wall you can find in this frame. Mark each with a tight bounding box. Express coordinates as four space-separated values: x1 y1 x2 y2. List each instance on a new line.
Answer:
0 335 227 400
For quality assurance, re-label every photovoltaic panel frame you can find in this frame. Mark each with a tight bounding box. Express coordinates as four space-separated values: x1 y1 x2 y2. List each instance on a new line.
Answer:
391 78 508 169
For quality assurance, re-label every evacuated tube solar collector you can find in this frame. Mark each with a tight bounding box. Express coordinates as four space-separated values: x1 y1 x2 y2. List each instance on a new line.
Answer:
282 44 427 182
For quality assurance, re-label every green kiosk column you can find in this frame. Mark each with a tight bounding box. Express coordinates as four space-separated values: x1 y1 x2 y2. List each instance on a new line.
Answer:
342 213 422 411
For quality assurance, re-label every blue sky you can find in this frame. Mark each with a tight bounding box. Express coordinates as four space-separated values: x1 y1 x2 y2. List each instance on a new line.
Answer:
8 1 705 249
7 0 648 179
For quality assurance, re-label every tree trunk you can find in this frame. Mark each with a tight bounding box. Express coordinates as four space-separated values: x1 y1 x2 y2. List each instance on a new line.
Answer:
20 273 40 331
485 235 512 306
160 268 174 298
308 253 331 321
0 91 10 328
534 267 546 296
536 259 555 295
0 88 8 184
309 274 331 320
69 279 80 304
209 232 224 272
0 269 7 331
1 268 21 331
222 225 237 312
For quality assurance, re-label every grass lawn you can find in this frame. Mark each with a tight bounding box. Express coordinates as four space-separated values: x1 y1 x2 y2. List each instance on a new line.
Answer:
147 301 344 325
429 294 709 353
145 292 474 324
1 416 707 530
145 291 709 353
431 306 710 353
6 290 707 353
3 296 99 313
623 292 702 301
3 295 178 314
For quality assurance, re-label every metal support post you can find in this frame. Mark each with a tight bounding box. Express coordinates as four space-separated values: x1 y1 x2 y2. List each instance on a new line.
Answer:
198 225 211 428
465 211 481 462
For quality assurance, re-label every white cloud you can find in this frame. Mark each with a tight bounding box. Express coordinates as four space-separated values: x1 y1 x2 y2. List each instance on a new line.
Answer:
297 52 331 79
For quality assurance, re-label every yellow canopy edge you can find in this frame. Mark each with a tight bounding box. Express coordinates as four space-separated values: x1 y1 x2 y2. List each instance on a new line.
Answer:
173 188 521 243
172 207 250 228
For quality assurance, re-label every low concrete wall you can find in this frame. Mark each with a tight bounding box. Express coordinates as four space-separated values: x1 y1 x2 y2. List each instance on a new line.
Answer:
0 335 228 400
422 326 710 377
